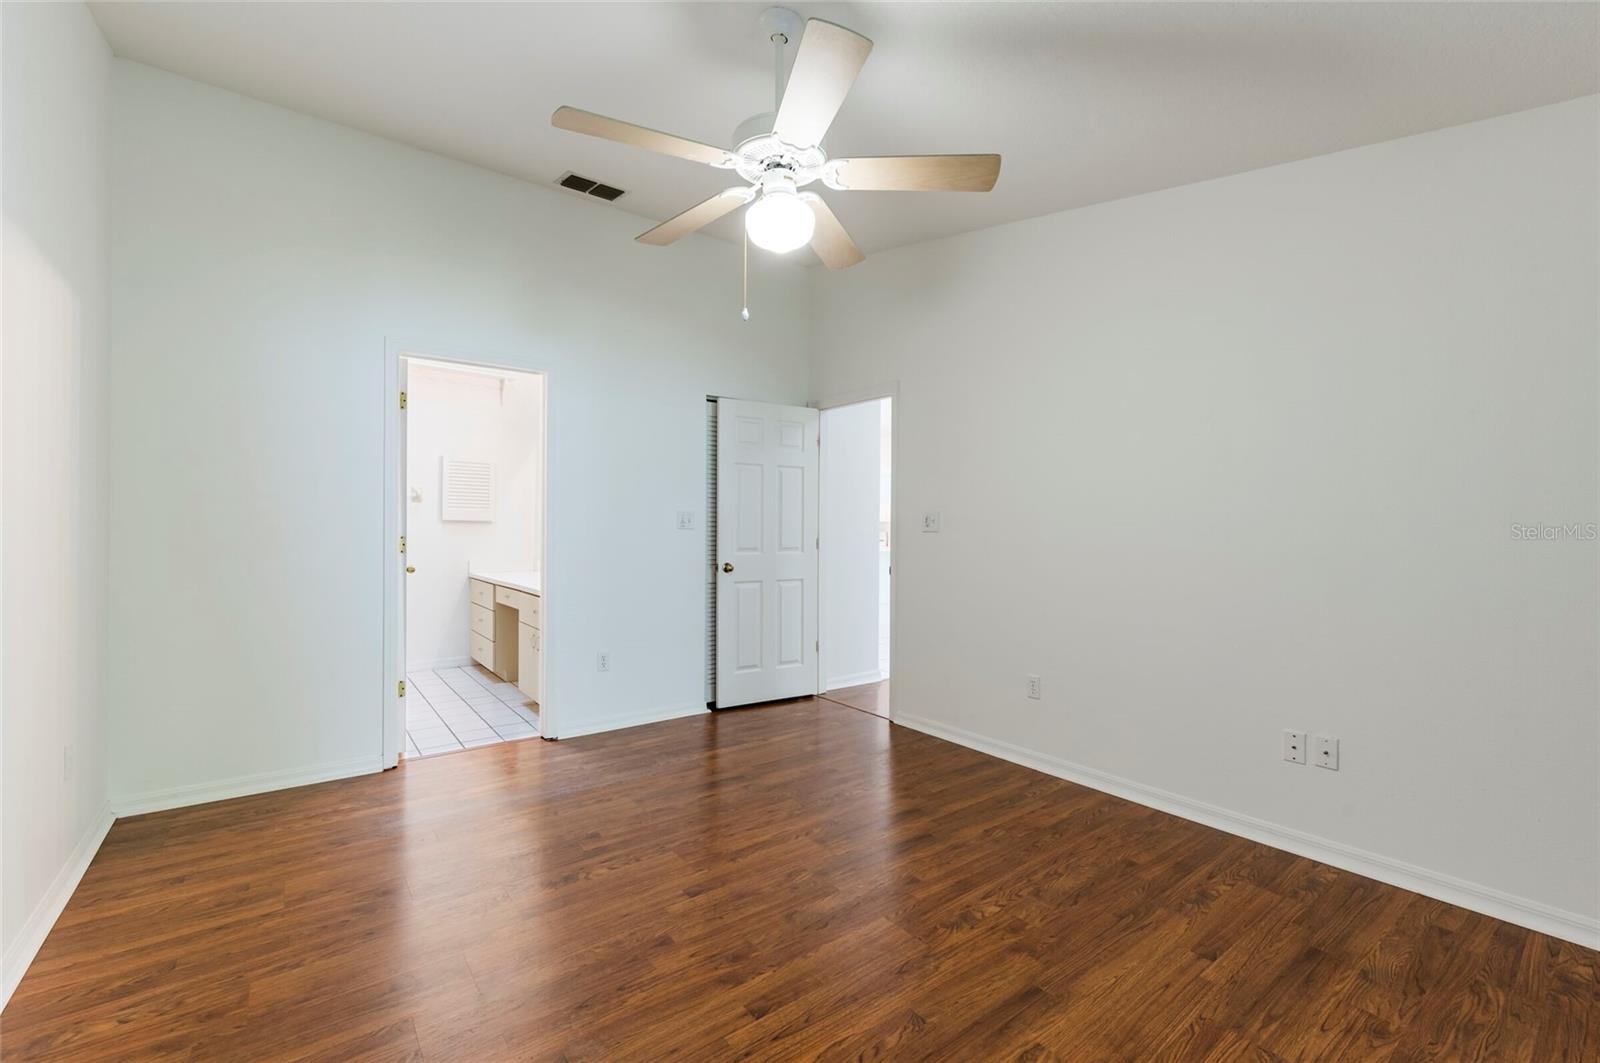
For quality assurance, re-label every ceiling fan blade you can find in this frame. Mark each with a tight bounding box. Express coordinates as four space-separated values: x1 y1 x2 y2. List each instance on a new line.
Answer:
772 20 872 149
827 154 1002 192
636 188 754 246
552 106 732 168
802 194 865 270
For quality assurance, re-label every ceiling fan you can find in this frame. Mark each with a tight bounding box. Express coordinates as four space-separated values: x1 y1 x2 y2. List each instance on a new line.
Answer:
551 6 1001 269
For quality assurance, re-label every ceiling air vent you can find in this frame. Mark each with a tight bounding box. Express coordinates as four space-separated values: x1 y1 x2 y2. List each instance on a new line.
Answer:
557 172 626 202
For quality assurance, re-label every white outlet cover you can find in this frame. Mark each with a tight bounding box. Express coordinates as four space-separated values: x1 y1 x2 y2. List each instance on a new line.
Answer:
1026 674 1041 700
1313 734 1339 770
1282 730 1307 764
922 512 941 533
676 510 695 530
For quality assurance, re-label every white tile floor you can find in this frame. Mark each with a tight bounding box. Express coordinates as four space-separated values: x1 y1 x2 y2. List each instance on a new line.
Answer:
404 664 540 758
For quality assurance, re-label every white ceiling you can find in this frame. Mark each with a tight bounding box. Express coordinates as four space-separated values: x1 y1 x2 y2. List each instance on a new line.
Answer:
90 2 1598 261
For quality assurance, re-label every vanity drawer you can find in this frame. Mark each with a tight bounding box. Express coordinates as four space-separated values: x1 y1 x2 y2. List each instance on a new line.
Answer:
469 631 494 669
469 603 495 639
495 585 540 625
469 579 495 609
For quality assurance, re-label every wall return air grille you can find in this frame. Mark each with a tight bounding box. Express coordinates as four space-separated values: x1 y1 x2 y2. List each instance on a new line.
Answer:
442 458 494 522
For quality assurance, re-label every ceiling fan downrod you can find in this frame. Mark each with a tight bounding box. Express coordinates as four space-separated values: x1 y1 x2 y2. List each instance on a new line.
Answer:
773 37 785 110
761 6 802 111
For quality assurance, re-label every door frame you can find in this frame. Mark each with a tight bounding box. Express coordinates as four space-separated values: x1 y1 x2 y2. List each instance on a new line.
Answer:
813 382 898 721
382 337 554 766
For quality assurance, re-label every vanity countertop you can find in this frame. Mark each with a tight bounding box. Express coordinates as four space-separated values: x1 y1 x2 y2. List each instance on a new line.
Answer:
470 570 542 596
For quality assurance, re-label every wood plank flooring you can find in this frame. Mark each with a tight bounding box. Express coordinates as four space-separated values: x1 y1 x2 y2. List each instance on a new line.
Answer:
819 678 889 718
3 699 1595 1061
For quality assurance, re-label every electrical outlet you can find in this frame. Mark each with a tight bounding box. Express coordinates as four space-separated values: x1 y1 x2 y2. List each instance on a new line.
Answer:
1313 734 1339 771
1026 674 1041 700
922 512 941 533
1282 730 1307 764
596 652 611 673
676 510 696 531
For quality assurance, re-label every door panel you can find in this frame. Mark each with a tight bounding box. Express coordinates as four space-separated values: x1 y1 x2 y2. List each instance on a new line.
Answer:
716 398 819 707
777 465 804 551
777 579 804 665
735 464 763 551
734 581 763 672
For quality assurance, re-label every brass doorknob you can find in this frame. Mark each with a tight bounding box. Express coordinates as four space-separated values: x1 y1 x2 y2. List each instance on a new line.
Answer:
722 562 734 573
405 565 416 574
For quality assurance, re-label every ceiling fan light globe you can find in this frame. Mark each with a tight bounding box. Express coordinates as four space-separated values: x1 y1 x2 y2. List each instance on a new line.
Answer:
745 190 814 254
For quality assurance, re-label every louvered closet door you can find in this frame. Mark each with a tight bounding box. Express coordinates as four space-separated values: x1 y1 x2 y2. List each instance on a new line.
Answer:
715 399 819 708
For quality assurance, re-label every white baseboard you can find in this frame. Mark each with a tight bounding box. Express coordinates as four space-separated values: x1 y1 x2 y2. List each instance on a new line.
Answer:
825 669 884 691
895 713 1600 949
2 803 115 1013
557 702 710 740
112 755 384 818
406 655 471 672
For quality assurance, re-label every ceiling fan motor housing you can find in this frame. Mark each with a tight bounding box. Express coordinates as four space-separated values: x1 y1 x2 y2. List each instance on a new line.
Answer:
729 126 827 192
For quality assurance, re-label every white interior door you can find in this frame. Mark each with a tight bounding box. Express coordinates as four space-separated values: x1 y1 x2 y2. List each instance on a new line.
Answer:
716 399 819 708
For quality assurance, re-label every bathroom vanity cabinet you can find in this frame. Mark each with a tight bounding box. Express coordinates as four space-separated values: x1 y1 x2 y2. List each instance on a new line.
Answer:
467 571 541 701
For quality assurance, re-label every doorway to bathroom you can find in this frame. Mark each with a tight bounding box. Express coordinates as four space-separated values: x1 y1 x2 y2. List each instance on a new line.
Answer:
383 349 548 763
817 394 893 719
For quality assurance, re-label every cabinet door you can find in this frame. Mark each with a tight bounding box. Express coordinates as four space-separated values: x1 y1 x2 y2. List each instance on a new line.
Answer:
517 623 541 700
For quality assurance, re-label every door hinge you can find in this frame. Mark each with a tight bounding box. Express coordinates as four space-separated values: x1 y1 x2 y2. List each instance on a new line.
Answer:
399 391 407 410
398 680 406 698
399 535 406 554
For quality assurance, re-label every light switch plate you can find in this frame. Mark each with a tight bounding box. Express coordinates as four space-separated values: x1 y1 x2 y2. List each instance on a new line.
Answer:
1282 730 1307 765
1313 734 1339 771
922 512 941 533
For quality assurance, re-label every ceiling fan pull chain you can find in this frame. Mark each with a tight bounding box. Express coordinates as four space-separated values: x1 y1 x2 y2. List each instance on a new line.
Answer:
740 226 751 322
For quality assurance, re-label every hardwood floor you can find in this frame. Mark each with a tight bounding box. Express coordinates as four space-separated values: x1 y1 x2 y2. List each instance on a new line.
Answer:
3 699 1595 1061
819 678 889 718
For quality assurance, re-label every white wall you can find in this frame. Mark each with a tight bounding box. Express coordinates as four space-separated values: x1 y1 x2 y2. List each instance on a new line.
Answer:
1 2 114 1005
811 97 1600 943
821 399 885 689
405 363 542 668
108 61 811 807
